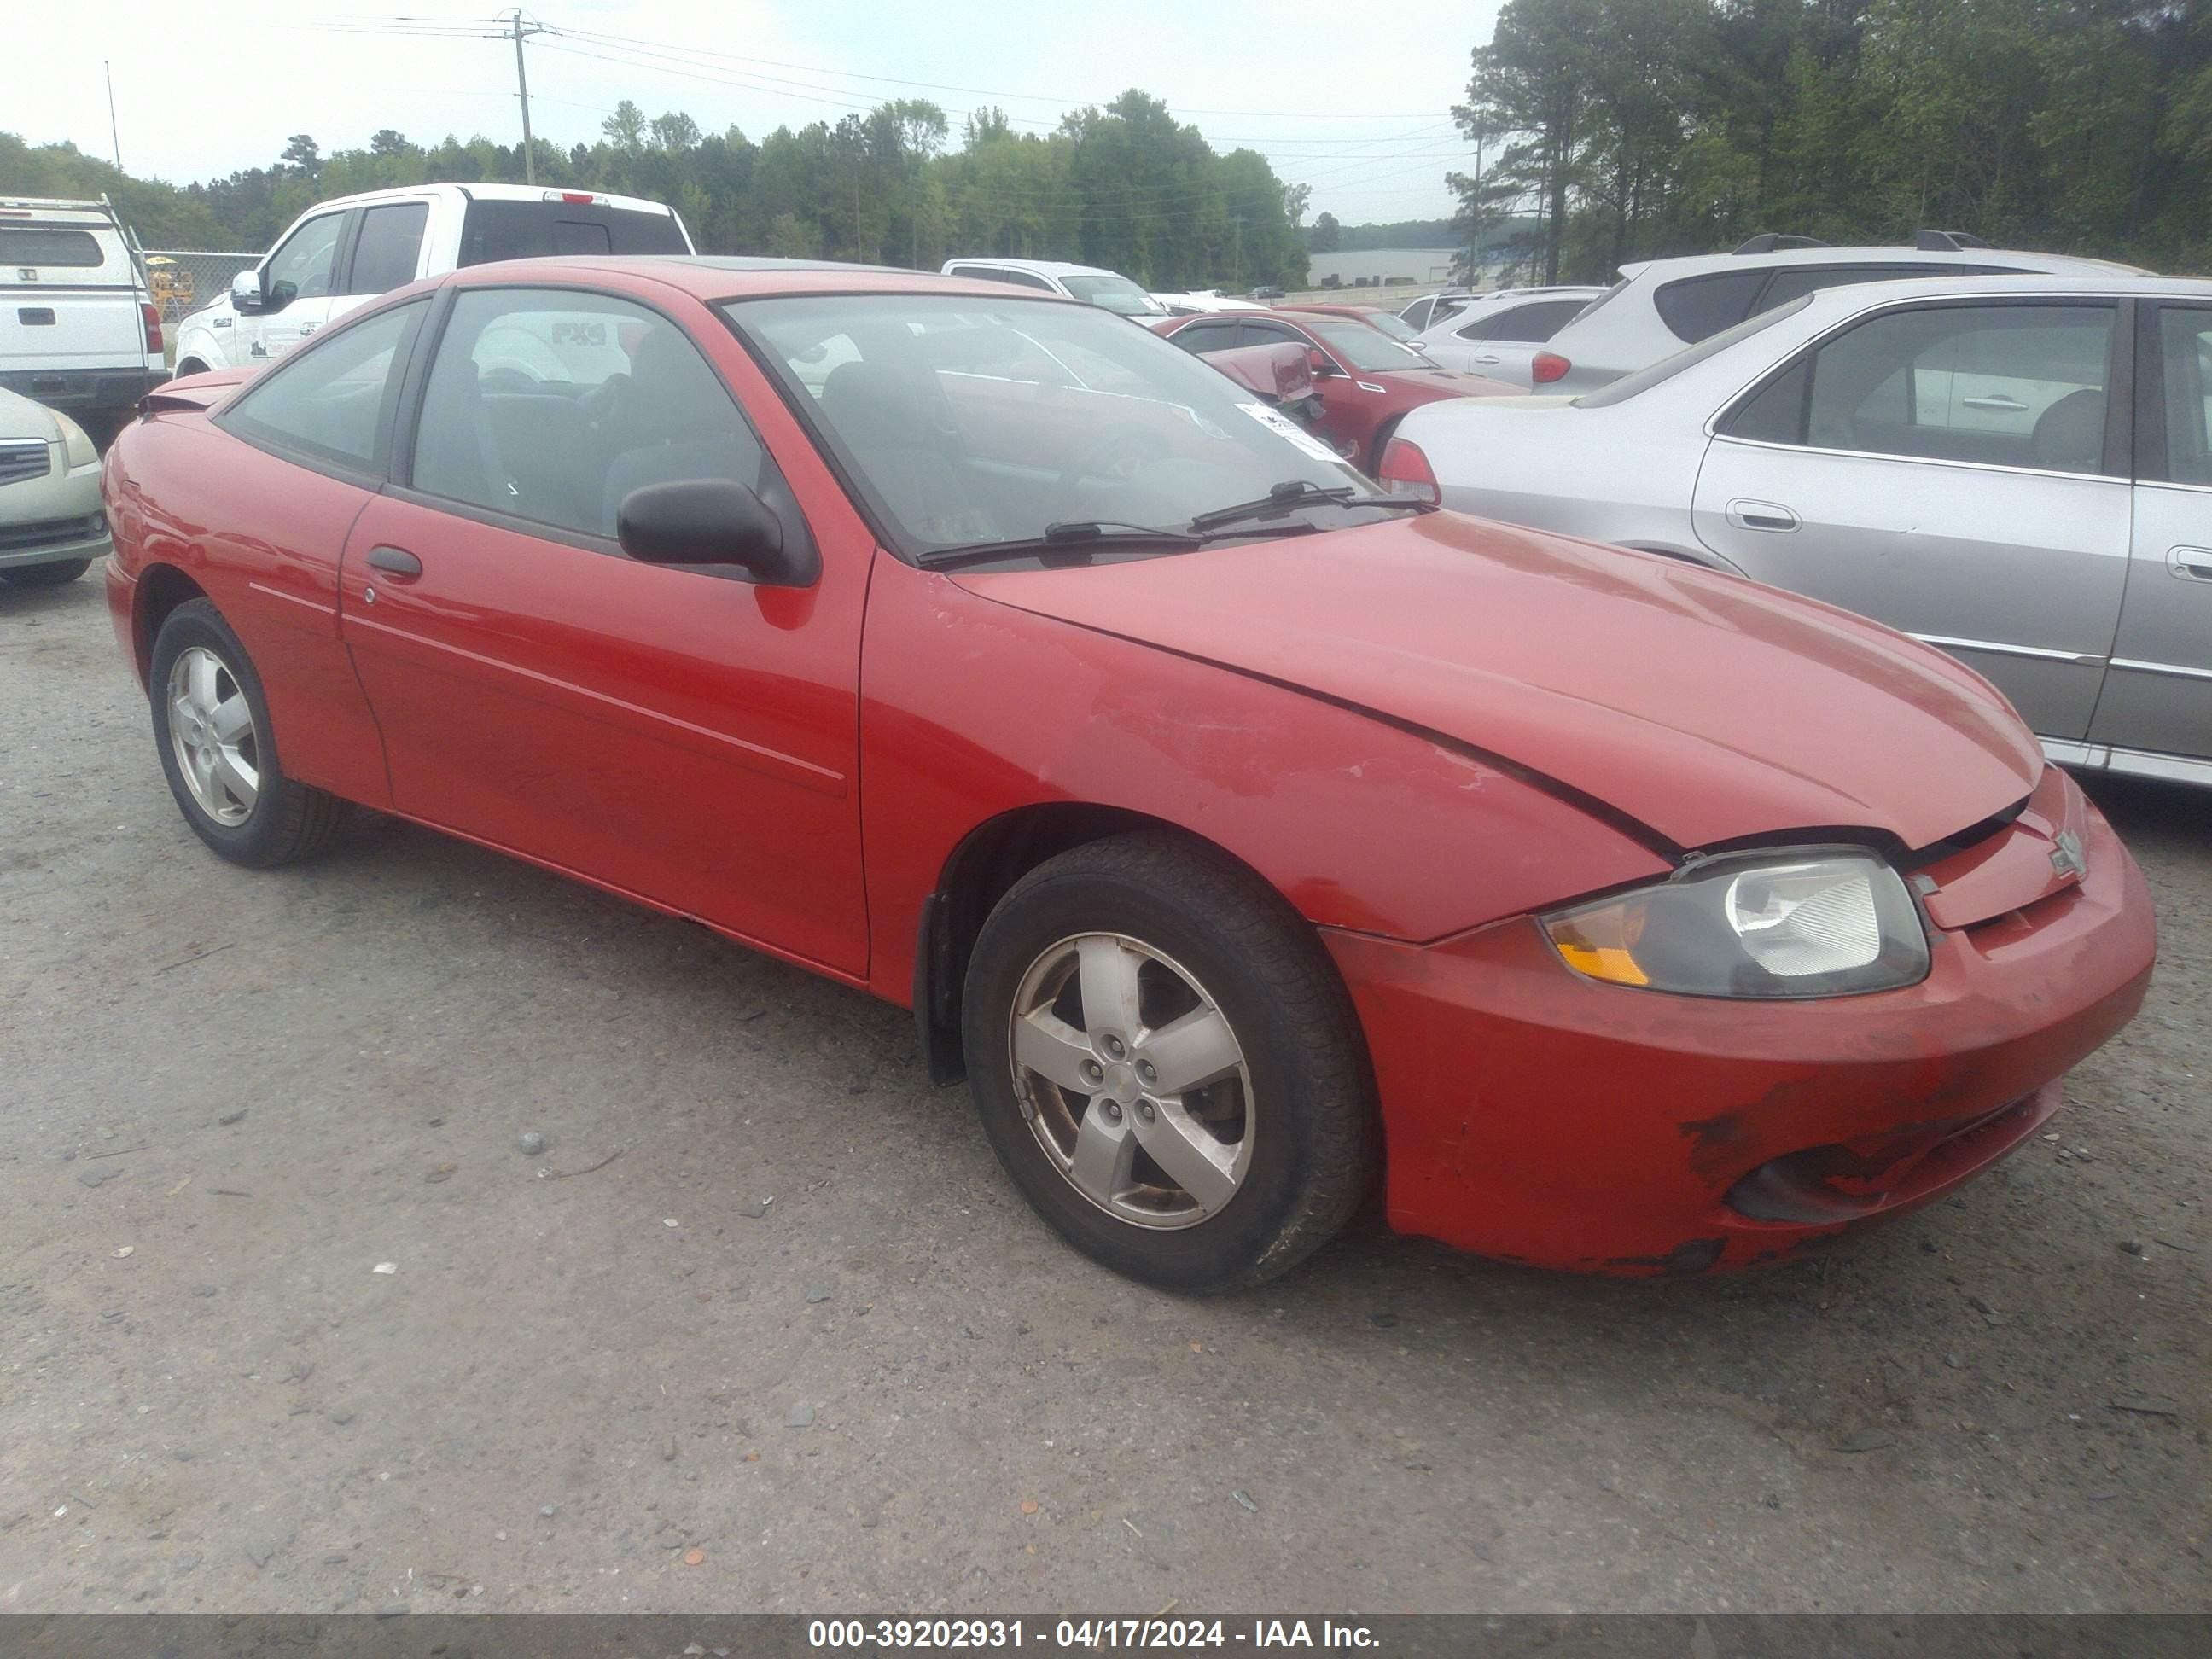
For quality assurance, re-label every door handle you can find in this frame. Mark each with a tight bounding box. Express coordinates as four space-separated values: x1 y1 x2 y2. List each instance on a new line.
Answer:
365 544 422 578
1725 498 1800 533
1962 393 2028 412
2169 545 2212 581
1472 353 1501 364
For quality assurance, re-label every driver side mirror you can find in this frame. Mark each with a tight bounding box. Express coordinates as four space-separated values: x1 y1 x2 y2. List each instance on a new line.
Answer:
230 269 267 315
1307 347 1341 378
617 479 818 587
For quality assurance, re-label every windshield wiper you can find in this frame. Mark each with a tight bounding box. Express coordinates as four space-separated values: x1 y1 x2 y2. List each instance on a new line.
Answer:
917 522 1203 571
1186 479 1430 533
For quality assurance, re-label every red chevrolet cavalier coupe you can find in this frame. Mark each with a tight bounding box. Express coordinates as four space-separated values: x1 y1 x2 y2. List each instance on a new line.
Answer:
102 258 2156 1289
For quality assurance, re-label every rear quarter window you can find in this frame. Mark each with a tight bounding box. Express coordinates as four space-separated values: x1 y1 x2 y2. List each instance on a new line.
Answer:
1652 271 1771 344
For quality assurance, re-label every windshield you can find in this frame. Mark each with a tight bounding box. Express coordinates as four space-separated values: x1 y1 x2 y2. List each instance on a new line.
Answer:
1363 311 1421 343
1060 273 1161 315
1307 317 1432 372
726 294 1379 559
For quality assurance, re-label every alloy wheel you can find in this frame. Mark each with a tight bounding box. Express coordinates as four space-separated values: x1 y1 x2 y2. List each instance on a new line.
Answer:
1006 932 1254 1229
166 645 259 826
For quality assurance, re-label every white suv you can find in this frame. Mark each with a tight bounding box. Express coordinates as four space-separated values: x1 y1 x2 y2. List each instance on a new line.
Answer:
939 258 1164 317
1528 230 2145 393
172 183 692 376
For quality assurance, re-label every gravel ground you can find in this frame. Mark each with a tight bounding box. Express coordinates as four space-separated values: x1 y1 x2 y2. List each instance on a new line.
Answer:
1 573 2206 1615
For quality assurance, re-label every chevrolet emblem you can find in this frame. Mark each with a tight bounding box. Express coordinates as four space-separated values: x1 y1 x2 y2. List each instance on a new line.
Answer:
2051 829 2088 881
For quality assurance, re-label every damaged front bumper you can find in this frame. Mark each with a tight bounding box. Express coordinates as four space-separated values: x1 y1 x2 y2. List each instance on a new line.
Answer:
1325 767 2157 1273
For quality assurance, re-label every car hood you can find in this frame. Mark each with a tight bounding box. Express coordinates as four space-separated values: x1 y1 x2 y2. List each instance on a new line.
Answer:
0 387 64 444
954 512 2043 853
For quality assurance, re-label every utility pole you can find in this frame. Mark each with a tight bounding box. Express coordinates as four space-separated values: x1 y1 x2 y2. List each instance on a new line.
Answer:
104 61 122 172
504 9 544 185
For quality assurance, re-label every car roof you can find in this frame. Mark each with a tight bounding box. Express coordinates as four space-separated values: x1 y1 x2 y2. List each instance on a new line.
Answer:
302 182 681 217
1613 245 2143 282
939 256 1125 279
1791 271 2212 310
439 253 1094 305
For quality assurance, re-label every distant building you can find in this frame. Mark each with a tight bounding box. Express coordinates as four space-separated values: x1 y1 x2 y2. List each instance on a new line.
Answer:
1303 247 1458 287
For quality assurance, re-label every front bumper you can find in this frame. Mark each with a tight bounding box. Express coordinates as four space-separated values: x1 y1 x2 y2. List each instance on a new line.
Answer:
1326 769 2157 1272
1 449 110 571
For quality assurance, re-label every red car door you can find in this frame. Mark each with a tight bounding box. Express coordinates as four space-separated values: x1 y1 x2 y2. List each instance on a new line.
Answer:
335 282 871 976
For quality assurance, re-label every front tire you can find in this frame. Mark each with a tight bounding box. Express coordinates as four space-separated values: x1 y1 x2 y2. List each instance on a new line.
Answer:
149 598 344 867
962 833 1378 1292
0 560 91 588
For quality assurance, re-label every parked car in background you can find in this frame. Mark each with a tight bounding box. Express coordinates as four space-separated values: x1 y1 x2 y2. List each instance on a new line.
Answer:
940 258 1165 317
1278 302 1427 345
100 257 2154 1287
1156 308 1517 469
1 195 166 443
0 384 108 588
171 183 693 376
1248 285 1287 301
1408 286 1606 379
1530 230 2145 392
1398 288 1473 332
1150 292 1268 316
1387 274 2212 789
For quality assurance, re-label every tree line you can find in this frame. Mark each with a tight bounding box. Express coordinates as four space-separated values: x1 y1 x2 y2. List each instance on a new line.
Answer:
1455 0 2212 285
1 89 1313 291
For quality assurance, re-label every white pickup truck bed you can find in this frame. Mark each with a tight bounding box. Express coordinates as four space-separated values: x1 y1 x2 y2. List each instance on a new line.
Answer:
1 196 166 430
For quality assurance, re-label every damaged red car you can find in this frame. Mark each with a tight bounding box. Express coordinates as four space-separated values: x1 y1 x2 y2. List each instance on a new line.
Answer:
102 259 2157 1290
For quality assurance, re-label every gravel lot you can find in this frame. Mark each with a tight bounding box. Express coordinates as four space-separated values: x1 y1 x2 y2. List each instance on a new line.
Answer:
2 572 2206 1615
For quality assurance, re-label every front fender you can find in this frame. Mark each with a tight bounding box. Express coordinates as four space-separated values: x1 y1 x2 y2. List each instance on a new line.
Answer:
172 305 236 371
858 553 1668 1004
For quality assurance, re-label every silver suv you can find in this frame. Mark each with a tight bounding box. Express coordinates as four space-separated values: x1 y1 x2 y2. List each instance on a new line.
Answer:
1530 230 2145 393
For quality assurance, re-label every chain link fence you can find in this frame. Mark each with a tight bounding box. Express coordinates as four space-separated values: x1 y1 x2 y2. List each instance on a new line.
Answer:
143 250 259 332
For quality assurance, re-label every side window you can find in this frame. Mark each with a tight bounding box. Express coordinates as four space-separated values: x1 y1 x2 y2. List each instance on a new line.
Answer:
2153 306 2212 486
408 288 797 550
1653 271 1769 344
1481 299 1589 343
218 300 424 473
1744 302 2116 473
347 202 429 295
1755 262 1942 310
1401 298 1433 331
1243 322 1305 349
1171 323 1237 354
264 213 346 309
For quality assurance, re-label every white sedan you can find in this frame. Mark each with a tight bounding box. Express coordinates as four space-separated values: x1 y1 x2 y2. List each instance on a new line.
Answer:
1385 273 2212 790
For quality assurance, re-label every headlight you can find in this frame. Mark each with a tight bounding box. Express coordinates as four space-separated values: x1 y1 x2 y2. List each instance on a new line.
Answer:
56 413 98 469
1540 848 1930 999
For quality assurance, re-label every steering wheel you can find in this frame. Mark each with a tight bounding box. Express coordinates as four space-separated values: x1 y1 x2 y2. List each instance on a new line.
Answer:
1054 429 1167 509
581 371 636 435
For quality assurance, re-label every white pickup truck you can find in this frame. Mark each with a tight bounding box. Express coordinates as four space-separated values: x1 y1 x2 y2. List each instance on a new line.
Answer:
172 183 695 377
1 195 167 439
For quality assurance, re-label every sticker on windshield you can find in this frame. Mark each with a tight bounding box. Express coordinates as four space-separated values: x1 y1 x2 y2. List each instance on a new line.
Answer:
1236 401 1342 465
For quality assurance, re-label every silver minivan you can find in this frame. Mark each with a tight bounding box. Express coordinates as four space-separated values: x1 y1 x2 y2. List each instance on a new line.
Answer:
1390 275 2212 789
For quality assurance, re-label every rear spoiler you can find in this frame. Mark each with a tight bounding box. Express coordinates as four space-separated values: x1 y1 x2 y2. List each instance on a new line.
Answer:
140 373 252 416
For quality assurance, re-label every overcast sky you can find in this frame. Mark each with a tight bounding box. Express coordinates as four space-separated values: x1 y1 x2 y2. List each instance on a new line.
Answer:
15 1 1497 231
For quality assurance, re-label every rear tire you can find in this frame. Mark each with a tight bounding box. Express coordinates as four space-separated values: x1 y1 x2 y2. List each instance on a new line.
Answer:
0 560 91 588
149 598 345 868
962 832 1378 1292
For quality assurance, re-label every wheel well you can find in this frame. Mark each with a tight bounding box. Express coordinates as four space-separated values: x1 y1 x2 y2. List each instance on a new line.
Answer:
135 564 208 678
913 804 1249 1085
175 358 211 377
